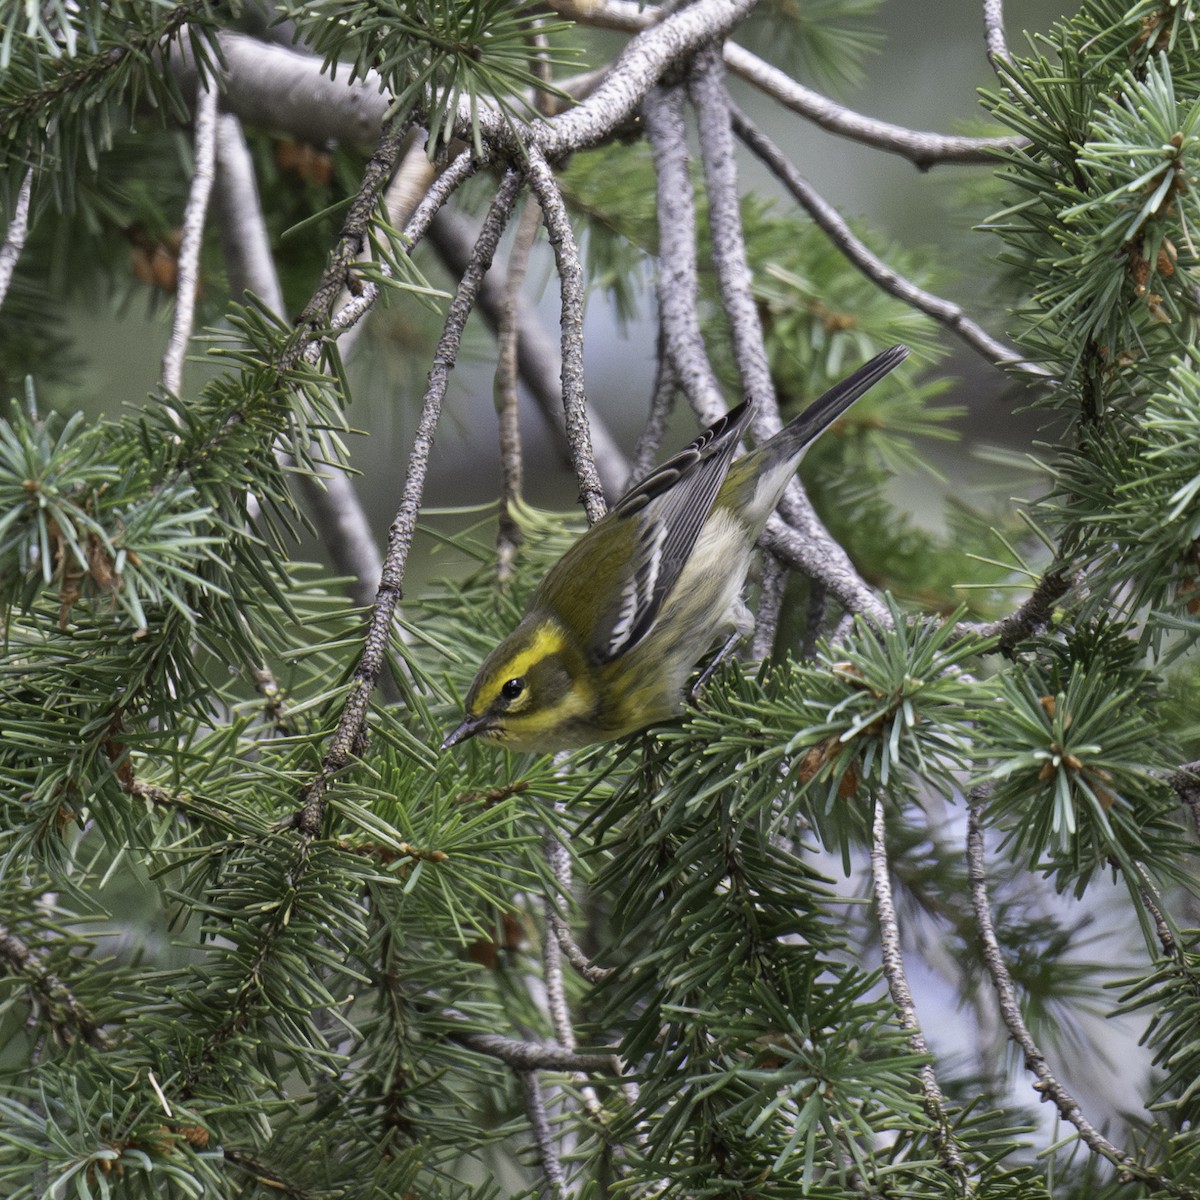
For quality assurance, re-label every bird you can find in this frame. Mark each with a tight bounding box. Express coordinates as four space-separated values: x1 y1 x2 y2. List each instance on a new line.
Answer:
442 344 909 754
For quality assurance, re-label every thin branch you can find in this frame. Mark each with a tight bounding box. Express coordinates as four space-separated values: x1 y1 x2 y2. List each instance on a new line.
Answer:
308 146 485 366
426 205 629 496
0 168 33 309
214 113 285 315
966 795 1193 1197
525 147 606 525
1170 760 1200 835
294 171 523 835
730 104 1048 377
496 196 541 584
171 32 390 147
214 112 384 611
289 118 411 367
956 569 1071 654
543 829 580 1056
0 925 110 1049
870 800 968 1188
549 911 614 984
543 818 606 1121
641 83 726 423
520 1070 568 1199
688 54 892 627
626 347 677 490
548 0 1024 168
454 1028 618 1073
162 79 219 401
690 48 775 417
750 551 786 661
983 0 1012 69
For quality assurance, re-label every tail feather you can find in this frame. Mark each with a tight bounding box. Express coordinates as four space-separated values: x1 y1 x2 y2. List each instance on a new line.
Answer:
778 344 909 454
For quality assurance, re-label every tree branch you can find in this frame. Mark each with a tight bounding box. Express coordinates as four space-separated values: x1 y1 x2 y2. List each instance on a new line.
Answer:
983 0 1012 69
525 148 606 525
956 569 1071 654
0 168 33 309
642 82 726 423
870 800 967 1188
520 1070 568 1199
966 795 1192 1197
215 112 384 611
426 205 629 497
0 924 110 1049
549 0 1024 168
161 80 218 402
295 171 523 835
730 104 1048 376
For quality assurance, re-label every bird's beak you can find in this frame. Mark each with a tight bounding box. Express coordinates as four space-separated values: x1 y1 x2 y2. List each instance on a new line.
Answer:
441 714 492 751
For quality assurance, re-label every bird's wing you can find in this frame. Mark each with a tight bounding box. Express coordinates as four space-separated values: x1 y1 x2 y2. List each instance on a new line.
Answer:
538 401 753 664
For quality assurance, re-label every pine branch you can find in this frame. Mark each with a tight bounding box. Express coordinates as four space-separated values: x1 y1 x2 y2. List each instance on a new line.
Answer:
870 800 968 1189
549 0 1025 168
641 83 726 422
729 104 1047 375
295 170 523 835
982 0 1013 68
966 794 1194 1198
520 1069 568 1199
161 79 218 404
426 204 629 496
0 169 32 308
0 925 110 1049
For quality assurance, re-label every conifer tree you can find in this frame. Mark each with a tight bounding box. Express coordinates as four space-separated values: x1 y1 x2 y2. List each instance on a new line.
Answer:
2 1 1200 1197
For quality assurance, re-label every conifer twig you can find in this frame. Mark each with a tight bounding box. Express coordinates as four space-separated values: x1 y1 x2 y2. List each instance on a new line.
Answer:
162 79 219 403
427 205 629 495
965 795 1193 1197
689 52 892 627
548 0 1024 168
627 349 677 490
454 1028 617 1073
0 925 110 1049
525 147 606 525
956 569 1071 654
1170 761 1200 834
690 49 775 418
288 118 411 369
870 800 968 1189
520 1070 568 1199
543 819 605 1120
729 104 1047 376
496 196 540 584
642 83 726 423
295 171 523 835
983 0 1012 68
215 112 384 611
0 168 33 309
751 552 786 661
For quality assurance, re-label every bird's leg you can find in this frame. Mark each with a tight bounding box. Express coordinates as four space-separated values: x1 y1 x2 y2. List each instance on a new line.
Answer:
691 630 746 697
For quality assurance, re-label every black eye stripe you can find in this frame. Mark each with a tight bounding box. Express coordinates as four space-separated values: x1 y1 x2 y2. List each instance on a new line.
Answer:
501 677 526 701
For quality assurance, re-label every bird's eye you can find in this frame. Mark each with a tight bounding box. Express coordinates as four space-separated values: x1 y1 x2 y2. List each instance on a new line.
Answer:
501 677 526 702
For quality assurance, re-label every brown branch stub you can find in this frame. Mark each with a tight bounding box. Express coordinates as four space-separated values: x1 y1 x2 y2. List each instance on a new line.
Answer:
958 570 1072 655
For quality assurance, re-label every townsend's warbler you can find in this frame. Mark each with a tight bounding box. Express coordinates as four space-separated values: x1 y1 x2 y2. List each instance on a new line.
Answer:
442 345 908 753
